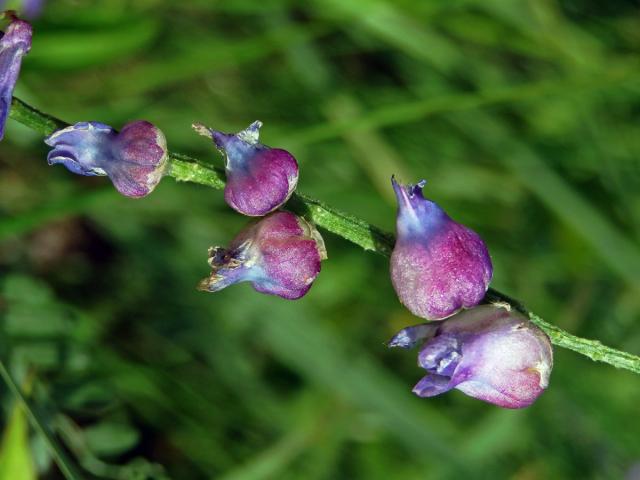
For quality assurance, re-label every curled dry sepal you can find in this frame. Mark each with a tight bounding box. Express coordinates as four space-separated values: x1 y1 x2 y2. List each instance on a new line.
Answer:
390 177 493 321
45 121 169 198
388 305 553 408
198 211 327 300
0 11 32 140
193 121 299 217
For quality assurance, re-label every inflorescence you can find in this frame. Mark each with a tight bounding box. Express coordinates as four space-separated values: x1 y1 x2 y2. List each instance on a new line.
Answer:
4 11 640 410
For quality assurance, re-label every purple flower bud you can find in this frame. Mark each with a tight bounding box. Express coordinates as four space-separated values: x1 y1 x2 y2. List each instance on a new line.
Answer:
388 305 553 408
198 211 326 299
0 12 32 140
193 121 299 217
45 120 169 198
390 177 493 320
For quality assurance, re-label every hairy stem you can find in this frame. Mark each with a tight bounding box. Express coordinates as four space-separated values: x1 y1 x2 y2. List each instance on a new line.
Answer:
8 96 640 375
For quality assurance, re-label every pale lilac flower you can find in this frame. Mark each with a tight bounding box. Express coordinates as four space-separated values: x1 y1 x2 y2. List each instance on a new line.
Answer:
389 305 553 408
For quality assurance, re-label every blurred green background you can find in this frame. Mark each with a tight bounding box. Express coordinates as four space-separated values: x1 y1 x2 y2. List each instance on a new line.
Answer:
1 0 640 478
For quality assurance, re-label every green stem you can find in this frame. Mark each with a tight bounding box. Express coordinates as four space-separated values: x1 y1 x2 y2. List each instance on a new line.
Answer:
8 96 640 375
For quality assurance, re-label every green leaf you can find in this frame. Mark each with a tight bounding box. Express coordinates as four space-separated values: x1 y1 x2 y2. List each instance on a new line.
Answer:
84 421 140 458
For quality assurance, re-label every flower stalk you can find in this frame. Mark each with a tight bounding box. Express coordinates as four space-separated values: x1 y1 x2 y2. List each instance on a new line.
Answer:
7 95 640 375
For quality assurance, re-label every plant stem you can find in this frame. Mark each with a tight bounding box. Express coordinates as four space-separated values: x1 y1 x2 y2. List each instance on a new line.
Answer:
8 96 640 375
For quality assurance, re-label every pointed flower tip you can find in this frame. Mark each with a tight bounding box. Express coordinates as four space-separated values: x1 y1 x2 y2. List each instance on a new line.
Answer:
196 277 212 292
197 274 224 292
390 175 402 192
193 120 263 148
236 120 262 145
197 246 246 293
192 122 236 151
391 175 427 200
387 323 436 349
387 334 410 349
391 175 409 208
192 122 212 138
412 179 427 195
200 212 325 300
411 383 423 395
45 120 168 198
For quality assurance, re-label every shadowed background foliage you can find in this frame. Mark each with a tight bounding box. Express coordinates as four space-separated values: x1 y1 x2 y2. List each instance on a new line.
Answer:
1 0 640 479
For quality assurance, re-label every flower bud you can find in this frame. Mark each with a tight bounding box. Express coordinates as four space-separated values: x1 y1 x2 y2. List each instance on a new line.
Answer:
388 305 553 408
193 121 298 217
0 12 32 140
390 177 492 320
198 211 327 299
45 120 169 198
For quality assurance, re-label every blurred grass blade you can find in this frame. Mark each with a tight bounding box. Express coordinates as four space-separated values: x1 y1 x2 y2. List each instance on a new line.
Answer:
253 301 468 472
284 65 640 148
0 361 84 480
218 416 317 480
0 188 115 241
453 113 640 290
0 402 36 480
505 148 640 288
28 18 160 69
312 0 457 69
106 25 326 96
322 94 411 202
